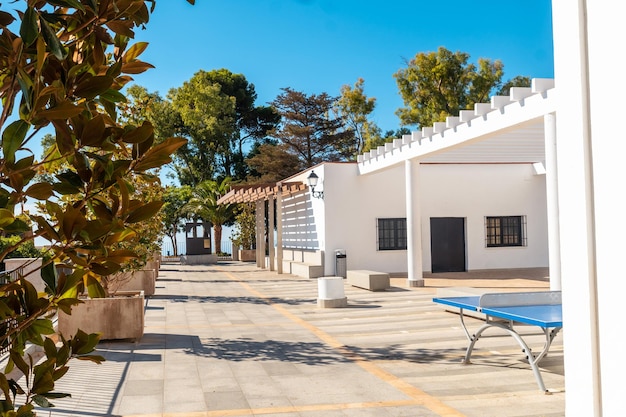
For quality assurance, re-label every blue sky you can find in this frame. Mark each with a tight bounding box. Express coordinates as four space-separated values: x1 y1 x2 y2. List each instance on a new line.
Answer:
132 0 554 133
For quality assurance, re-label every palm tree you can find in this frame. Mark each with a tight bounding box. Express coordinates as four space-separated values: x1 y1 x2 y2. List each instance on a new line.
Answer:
185 178 236 255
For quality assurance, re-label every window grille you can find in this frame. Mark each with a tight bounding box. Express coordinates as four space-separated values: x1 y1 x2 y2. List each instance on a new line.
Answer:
485 215 526 247
377 218 407 250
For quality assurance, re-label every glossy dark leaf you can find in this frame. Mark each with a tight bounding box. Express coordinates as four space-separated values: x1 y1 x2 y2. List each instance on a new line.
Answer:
2 120 29 165
74 75 114 100
32 394 54 408
39 16 66 60
121 121 153 144
0 11 15 26
25 183 54 200
47 0 86 11
106 20 134 37
99 89 127 104
125 200 163 223
41 262 57 293
20 7 39 47
38 101 83 120
133 137 187 171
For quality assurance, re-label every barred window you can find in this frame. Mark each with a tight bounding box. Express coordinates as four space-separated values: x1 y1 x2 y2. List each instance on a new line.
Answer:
485 216 526 247
377 218 407 250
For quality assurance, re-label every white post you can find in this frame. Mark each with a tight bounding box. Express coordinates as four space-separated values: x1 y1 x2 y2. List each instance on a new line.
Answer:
544 112 561 290
276 186 284 274
268 197 275 271
405 159 424 287
255 200 265 268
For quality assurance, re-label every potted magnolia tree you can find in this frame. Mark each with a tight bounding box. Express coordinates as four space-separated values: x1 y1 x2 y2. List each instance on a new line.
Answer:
0 1 191 414
231 203 257 262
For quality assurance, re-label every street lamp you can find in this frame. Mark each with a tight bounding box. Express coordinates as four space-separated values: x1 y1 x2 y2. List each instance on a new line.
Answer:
307 170 324 199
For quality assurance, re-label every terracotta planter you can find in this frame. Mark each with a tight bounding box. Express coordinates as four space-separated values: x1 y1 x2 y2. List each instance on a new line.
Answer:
238 249 256 262
107 269 156 296
57 291 144 341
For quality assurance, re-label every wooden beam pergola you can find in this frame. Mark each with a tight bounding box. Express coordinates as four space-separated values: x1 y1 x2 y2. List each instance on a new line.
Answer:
216 181 306 205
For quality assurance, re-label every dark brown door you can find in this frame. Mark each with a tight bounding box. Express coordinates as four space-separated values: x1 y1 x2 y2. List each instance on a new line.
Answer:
430 217 466 273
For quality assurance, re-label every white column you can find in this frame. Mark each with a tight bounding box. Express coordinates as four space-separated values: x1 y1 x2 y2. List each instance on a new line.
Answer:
268 197 275 271
544 112 561 290
255 200 265 268
405 159 424 287
552 1 600 414
276 186 284 274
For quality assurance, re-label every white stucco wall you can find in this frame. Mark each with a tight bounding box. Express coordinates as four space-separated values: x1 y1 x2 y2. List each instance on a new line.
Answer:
419 163 549 271
291 162 548 276
323 163 407 276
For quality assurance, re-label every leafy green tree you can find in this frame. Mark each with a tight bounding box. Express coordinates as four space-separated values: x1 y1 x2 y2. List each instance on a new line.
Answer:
270 87 354 167
497 75 532 96
335 78 378 157
185 178 237 255
394 46 531 128
245 140 302 183
161 185 193 256
167 69 280 185
231 202 256 250
362 127 411 154
0 1 190 414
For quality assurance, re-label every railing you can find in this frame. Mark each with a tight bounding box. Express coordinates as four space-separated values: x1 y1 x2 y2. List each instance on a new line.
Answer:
160 240 234 258
0 267 23 356
0 266 24 285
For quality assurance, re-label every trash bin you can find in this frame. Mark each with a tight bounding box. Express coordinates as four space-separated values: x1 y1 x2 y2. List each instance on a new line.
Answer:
335 249 347 278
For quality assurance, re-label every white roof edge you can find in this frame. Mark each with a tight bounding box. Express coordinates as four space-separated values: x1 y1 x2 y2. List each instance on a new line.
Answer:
358 79 556 175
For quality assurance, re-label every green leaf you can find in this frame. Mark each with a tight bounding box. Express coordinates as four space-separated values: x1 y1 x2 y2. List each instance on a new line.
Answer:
25 182 54 200
39 16 66 60
2 119 29 164
41 262 57 293
121 121 153 144
37 100 83 119
123 41 149 62
85 275 106 298
99 88 127 104
133 137 187 172
3 218 30 233
126 200 163 223
32 394 54 408
20 7 39 47
0 208 15 228
74 75 114 99
47 0 86 11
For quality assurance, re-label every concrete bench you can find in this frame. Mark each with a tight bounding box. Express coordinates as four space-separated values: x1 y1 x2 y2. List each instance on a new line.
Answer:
290 262 324 279
347 270 390 291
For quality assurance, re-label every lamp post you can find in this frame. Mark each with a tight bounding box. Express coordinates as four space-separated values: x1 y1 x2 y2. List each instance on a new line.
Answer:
307 170 324 199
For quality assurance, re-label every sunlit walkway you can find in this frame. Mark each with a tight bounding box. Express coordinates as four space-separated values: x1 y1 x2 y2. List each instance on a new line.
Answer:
35 262 564 417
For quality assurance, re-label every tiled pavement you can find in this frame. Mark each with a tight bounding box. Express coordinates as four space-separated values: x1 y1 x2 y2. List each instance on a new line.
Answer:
26 262 564 417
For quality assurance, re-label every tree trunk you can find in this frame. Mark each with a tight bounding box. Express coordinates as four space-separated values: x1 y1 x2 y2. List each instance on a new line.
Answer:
214 224 222 254
168 234 178 256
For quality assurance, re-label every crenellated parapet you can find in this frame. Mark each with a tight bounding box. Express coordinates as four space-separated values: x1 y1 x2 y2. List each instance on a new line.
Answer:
358 78 556 174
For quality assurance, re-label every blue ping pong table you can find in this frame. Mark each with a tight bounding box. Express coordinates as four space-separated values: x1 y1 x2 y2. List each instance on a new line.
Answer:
432 291 562 393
